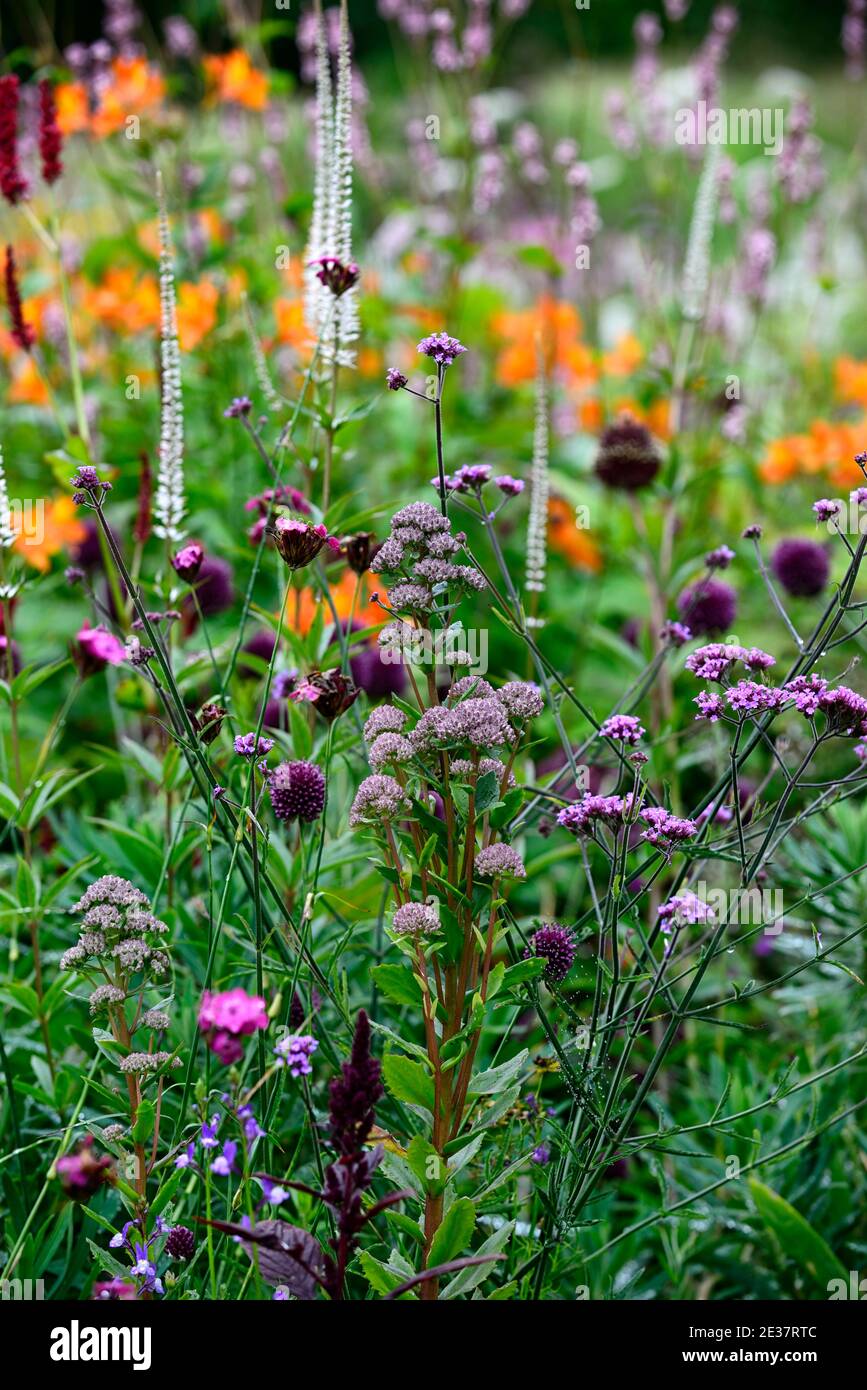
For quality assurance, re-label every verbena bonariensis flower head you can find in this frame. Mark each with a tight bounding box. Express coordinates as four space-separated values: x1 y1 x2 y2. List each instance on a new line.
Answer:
600 713 645 744
386 367 408 390
309 255 360 298
705 545 735 570
594 414 661 491
268 760 326 822
198 988 269 1066
0 76 27 204
417 331 467 368
812 498 841 524
392 902 440 936
676 578 737 635
224 395 253 419
349 774 411 826
4 245 35 350
38 80 63 185
685 642 776 681
771 537 830 597
70 465 112 503
234 732 275 760
171 541 204 582
274 1033 319 1077
273 515 340 570
56 1137 116 1200
526 923 576 982
658 891 716 932
329 1009 383 1158
74 623 127 677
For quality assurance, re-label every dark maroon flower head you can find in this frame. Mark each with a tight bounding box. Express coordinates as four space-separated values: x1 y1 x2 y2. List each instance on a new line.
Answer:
525 922 576 983
272 516 338 571
295 667 360 721
268 760 326 823
676 578 737 635
309 255 360 298
594 414 661 491
165 1225 195 1260
329 1010 383 1158
4 245 35 351
289 990 305 1028
340 532 380 575
56 1136 115 1200
171 541 204 583
0 75 27 205
194 702 227 745
38 80 63 185
239 629 277 679
771 538 829 597
183 555 234 624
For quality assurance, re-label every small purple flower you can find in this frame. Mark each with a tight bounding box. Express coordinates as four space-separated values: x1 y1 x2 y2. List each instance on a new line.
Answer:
210 1140 238 1177
531 1143 551 1165
274 1033 319 1077
600 714 645 745
812 498 842 523
175 1140 196 1169
386 367 408 390
705 545 735 570
224 396 253 419
417 332 468 367
494 474 525 496
234 732 275 760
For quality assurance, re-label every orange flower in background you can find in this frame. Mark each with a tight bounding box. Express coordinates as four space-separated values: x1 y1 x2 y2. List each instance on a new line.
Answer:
203 50 269 110
7 357 49 406
83 268 161 336
55 82 89 135
274 298 308 353
91 57 165 138
289 571 386 638
578 395 671 441
13 496 86 573
547 497 602 573
602 332 644 378
177 279 219 351
357 346 383 378
493 297 597 388
760 418 867 486
760 435 804 483
835 355 867 407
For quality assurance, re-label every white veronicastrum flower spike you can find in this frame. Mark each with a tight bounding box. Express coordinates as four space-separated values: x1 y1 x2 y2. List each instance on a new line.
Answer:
0 444 17 550
153 171 186 544
524 349 549 626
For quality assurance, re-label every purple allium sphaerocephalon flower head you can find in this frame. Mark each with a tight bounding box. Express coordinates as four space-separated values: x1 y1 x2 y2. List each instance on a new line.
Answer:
771 537 830 597
676 578 737 635
268 760 327 822
525 922 576 982
594 414 661 491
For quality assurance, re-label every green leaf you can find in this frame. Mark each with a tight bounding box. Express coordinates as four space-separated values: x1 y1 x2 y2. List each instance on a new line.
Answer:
131 1100 155 1145
382 1053 435 1113
86 1238 129 1281
149 1166 184 1219
385 1210 425 1246
749 1180 848 1292
501 958 545 989
442 1220 514 1299
0 781 19 821
474 770 500 812
371 963 422 1009
406 1135 447 1195
427 1198 476 1269
467 1048 529 1096
358 1249 406 1295
15 856 40 911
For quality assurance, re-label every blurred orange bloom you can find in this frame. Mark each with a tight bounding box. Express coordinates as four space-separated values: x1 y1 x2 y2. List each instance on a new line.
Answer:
547 497 602 573
493 297 597 388
274 298 308 353
83 268 161 336
177 279 219 351
55 82 89 135
7 357 49 406
578 395 670 441
92 58 166 138
289 571 386 638
203 51 269 110
13 496 86 573
760 418 867 486
835 356 867 407
602 332 644 377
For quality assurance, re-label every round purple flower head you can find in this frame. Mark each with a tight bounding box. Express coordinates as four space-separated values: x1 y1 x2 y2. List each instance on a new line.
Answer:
417 332 467 367
526 922 576 983
600 714 645 744
475 843 526 880
594 415 660 491
268 760 326 822
771 538 829 597
386 367 408 390
392 902 440 936
676 579 737 635
165 1225 195 1260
